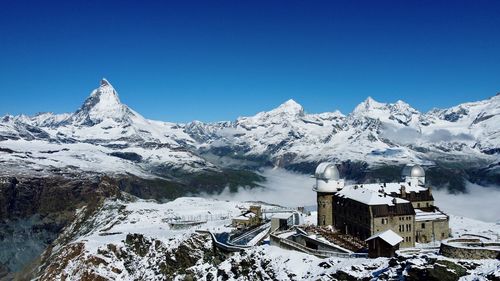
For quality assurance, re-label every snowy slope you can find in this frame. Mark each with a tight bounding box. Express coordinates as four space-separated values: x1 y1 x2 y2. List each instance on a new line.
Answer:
35 196 500 280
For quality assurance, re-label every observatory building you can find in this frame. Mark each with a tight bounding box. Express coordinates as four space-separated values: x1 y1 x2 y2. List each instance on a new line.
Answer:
313 163 450 248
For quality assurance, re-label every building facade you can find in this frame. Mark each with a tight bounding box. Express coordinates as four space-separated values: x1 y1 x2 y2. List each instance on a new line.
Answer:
314 163 450 248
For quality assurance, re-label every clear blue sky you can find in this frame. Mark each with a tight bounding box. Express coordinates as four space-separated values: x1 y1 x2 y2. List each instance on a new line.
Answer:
1 0 499 122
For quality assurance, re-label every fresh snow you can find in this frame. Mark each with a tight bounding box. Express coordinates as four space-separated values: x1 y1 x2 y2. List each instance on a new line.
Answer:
366 229 403 246
50 196 500 280
336 184 409 206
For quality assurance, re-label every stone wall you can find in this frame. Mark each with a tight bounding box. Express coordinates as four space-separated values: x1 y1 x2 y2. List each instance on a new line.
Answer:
372 214 415 248
317 193 333 226
440 238 500 259
415 219 450 243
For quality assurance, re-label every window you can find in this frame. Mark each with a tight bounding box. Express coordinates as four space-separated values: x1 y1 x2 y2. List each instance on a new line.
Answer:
421 223 425 229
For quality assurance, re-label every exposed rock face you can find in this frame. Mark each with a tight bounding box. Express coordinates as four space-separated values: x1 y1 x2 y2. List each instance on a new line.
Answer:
406 259 467 281
0 175 121 276
0 175 121 221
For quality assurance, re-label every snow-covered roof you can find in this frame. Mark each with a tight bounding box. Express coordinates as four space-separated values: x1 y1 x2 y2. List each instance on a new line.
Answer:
234 212 256 221
360 182 427 194
271 213 294 220
366 230 403 246
337 185 409 206
415 208 448 221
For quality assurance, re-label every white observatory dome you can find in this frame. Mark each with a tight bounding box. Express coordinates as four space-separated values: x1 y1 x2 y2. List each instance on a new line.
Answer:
313 162 344 193
315 162 340 180
402 164 425 178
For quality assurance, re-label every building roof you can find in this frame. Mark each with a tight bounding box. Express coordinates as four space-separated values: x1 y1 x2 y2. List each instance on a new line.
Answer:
271 212 294 219
415 208 448 222
360 182 427 194
337 185 409 206
366 230 403 246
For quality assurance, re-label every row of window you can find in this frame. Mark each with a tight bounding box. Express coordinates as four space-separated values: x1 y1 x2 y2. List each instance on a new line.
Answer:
416 202 431 208
398 224 412 232
381 216 412 225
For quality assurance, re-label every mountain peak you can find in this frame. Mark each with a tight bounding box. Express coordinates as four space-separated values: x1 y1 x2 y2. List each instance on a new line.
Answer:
353 96 386 114
70 79 136 126
100 78 111 87
364 96 384 107
274 99 304 115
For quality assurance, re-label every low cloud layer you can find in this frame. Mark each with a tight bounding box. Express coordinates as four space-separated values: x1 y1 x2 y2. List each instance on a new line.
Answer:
209 168 316 208
210 168 500 223
434 182 500 223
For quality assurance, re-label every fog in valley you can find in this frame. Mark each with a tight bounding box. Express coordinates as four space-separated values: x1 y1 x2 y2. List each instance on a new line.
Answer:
210 168 500 223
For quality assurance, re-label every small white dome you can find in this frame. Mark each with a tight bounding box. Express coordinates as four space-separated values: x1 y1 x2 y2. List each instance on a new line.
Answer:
315 162 340 180
402 164 425 178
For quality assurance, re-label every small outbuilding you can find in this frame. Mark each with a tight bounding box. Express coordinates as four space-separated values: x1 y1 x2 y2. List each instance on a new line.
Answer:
232 205 262 228
366 230 403 258
271 213 294 232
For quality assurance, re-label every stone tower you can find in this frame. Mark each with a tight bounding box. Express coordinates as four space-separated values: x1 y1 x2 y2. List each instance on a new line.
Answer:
313 163 344 227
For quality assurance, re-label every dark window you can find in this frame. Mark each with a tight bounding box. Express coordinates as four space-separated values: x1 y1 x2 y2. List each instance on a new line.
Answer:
421 223 425 229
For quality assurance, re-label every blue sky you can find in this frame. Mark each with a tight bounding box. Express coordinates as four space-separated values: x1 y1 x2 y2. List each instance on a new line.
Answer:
0 0 499 122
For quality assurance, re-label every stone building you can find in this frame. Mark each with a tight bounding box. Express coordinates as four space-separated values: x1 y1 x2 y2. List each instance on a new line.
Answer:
313 163 450 248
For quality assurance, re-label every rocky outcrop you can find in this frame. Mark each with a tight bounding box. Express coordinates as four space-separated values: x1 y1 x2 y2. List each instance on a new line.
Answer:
36 233 219 280
0 175 121 276
0 175 121 221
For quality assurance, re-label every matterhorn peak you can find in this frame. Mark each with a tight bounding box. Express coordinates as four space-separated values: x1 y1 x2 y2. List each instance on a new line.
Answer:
87 78 121 106
100 78 111 87
70 79 139 126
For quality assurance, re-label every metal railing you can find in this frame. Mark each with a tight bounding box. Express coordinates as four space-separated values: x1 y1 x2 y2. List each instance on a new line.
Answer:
271 234 367 258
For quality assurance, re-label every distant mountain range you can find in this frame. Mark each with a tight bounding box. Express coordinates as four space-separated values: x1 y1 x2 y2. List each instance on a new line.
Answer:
1 79 499 277
1 79 499 189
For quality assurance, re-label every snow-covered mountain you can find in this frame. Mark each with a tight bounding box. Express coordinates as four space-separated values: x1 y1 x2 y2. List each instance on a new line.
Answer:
0 79 213 178
1 79 499 182
187 95 500 172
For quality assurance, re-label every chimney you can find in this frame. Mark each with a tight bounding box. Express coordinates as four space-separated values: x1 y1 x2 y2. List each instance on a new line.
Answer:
400 185 406 196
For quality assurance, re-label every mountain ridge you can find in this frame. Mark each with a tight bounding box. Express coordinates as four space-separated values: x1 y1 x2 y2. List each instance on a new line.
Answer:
0 79 499 187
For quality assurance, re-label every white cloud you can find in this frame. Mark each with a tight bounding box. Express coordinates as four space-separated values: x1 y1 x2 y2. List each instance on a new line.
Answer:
208 168 316 208
433 182 500 223
209 169 500 223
